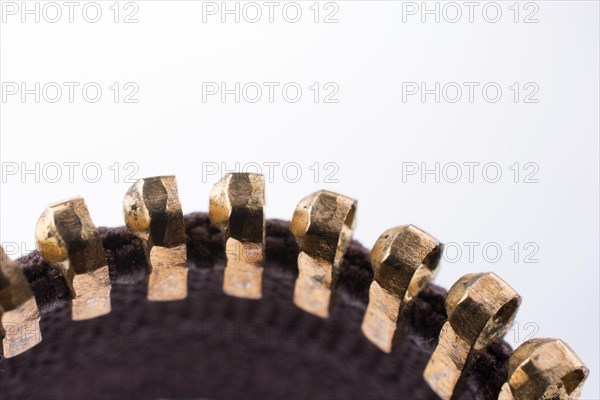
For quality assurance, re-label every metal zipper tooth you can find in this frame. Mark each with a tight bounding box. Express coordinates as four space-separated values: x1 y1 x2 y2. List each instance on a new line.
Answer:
290 190 357 319
210 173 265 300
0 246 42 358
123 176 187 302
361 225 443 353
423 272 521 400
36 197 111 321
498 338 589 400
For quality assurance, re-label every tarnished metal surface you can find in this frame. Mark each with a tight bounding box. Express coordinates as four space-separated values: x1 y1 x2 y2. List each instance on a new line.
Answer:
36 197 111 320
290 190 356 318
499 338 589 400
210 173 265 299
0 180 589 395
361 225 442 353
424 272 521 400
124 176 187 301
0 247 42 358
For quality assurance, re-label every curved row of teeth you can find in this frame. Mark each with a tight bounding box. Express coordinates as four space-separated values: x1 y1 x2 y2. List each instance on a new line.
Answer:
0 173 589 400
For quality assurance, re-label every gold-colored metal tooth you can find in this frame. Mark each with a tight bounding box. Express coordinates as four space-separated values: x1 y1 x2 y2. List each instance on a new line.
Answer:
0 247 42 358
209 173 265 299
424 272 521 400
124 176 187 301
290 190 357 318
361 225 442 353
498 338 589 400
36 197 111 321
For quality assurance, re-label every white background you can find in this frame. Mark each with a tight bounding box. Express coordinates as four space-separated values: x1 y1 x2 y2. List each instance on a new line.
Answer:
1 1 598 397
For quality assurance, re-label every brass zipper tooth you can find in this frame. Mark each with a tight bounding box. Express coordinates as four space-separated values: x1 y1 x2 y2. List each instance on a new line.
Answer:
0 247 42 358
124 176 187 302
290 190 356 319
424 272 521 400
36 197 111 321
499 338 589 400
209 173 265 299
361 225 442 353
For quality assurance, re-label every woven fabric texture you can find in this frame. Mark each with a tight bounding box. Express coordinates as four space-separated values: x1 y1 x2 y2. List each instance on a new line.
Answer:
0 213 511 400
